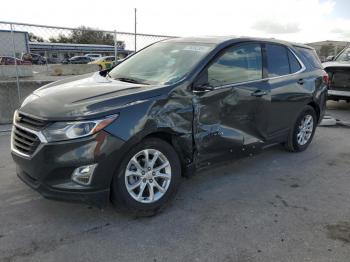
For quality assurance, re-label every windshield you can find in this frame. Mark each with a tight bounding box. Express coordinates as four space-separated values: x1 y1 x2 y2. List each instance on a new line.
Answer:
335 47 350 62
109 41 214 85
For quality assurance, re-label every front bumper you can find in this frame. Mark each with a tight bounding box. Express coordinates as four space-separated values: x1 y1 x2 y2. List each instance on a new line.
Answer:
11 129 125 207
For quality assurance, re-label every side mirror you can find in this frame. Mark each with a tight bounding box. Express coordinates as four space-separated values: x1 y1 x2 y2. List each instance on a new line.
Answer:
99 68 110 76
193 69 214 92
193 83 215 92
326 55 334 61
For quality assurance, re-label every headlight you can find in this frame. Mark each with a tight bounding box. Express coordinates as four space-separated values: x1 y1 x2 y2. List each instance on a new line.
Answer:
42 114 118 142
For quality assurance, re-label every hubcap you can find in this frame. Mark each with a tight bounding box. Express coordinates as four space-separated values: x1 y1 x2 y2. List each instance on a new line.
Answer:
125 149 171 204
297 114 314 146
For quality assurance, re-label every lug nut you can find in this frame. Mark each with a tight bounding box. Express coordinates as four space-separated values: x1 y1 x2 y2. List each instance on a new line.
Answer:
148 167 151 171
152 172 155 175
149 179 153 183
141 171 145 175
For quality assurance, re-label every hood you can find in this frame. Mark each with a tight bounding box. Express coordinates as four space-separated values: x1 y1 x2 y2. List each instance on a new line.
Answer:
322 61 350 69
19 73 166 121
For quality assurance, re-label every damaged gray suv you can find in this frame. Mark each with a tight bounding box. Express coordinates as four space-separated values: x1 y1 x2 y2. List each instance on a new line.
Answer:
11 37 328 215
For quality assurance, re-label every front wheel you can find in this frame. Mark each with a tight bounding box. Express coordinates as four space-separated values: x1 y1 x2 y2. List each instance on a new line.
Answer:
285 105 317 152
111 138 181 216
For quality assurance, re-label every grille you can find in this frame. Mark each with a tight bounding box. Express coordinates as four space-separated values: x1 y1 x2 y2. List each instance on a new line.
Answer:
16 113 48 130
12 126 40 155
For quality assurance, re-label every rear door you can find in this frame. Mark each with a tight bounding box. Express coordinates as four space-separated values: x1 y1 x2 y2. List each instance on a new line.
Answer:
264 43 306 140
193 42 271 165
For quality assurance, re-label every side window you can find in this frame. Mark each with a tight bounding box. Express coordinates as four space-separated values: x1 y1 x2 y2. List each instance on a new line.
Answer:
207 43 262 87
288 50 302 73
266 44 290 77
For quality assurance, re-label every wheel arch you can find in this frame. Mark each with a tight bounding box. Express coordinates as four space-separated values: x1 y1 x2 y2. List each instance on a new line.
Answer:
108 129 192 203
143 131 194 176
307 101 320 122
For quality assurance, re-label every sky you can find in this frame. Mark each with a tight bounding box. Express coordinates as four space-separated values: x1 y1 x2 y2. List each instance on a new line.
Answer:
2 0 350 43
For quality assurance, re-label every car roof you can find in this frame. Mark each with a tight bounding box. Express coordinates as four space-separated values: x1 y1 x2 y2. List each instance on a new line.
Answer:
94 56 113 60
163 36 312 50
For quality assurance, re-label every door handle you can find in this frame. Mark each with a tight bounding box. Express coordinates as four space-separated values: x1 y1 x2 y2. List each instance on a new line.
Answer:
297 79 304 85
251 90 267 97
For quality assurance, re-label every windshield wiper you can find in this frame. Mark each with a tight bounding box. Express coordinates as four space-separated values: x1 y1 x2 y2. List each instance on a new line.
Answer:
114 77 148 85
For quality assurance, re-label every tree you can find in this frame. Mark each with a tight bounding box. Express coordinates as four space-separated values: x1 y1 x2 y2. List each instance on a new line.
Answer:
49 26 125 49
28 32 44 42
49 33 71 43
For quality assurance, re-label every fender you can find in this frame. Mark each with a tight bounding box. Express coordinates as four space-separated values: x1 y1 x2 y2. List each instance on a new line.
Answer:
103 85 195 173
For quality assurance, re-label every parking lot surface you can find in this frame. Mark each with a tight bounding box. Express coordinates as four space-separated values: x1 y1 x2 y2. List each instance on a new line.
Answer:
1 101 350 262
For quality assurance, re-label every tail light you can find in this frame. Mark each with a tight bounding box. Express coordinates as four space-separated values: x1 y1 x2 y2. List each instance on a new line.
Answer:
322 72 330 88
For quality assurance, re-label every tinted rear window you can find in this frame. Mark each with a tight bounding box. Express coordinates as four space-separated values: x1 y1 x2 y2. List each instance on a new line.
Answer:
295 47 322 69
266 44 290 77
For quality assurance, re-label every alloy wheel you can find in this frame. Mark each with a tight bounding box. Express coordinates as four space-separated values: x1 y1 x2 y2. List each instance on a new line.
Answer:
125 149 172 203
297 114 314 146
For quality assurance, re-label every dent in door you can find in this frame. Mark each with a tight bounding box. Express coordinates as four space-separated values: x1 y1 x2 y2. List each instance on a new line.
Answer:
193 85 267 165
193 88 243 159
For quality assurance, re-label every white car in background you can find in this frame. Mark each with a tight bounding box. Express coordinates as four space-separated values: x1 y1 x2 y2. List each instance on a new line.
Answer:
323 46 350 102
84 54 102 61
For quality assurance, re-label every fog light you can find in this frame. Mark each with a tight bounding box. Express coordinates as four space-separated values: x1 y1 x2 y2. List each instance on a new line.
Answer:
71 164 97 185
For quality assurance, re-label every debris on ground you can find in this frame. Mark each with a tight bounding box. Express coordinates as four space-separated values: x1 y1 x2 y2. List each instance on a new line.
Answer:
320 115 350 127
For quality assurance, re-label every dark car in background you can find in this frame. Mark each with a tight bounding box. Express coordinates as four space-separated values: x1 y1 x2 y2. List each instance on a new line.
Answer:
323 46 350 102
11 37 327 215
0 56 32 65
46 57 64 64
22 53 47 65
62 56 92 64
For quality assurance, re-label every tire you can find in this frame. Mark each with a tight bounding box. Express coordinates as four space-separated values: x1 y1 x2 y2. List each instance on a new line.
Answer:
285 105 317 152
111 138 181 216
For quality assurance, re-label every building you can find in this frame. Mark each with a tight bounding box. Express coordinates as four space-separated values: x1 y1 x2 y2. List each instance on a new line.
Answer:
29 42 131 63
0 30 29 57
0 29 131 62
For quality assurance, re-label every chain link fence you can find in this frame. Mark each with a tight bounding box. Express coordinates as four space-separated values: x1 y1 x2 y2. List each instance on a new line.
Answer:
0 21 175 123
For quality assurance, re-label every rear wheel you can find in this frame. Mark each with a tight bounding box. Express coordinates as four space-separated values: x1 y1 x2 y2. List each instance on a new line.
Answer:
111 138 181 216
285 105 317 152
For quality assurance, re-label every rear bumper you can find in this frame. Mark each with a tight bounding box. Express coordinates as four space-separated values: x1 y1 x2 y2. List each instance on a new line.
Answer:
327 90 350 100
12 130 125 207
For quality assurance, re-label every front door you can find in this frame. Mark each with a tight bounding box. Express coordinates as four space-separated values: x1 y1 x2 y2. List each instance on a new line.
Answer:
192 42 270 166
